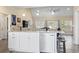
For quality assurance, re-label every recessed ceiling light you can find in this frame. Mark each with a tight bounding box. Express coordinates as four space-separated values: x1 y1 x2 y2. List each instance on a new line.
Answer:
22 13 25 16
67 8 70 10
36 13 39 16
51 11 55 15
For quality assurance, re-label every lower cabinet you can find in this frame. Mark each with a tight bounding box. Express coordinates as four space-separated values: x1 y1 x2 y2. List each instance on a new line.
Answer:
64 35 72 52
8 32 57 53
8 32 40 53
8 32 20 51
19 32 40 53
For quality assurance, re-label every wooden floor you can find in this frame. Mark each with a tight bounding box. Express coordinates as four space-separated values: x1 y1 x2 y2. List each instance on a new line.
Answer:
0 39 9 53
0 39 79 53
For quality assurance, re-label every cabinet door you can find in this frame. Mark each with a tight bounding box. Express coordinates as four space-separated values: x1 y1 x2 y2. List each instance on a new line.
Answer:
8 32 14 50
64 35 72 52
28 33 39 53
19 33 30 52
13 32 20 51
8 32 20 51
19 32 39 53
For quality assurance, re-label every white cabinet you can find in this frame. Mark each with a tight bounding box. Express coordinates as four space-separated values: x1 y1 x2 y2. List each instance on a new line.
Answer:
8 32 40 53
8 32 57 53
19 32 39 53
19 33 29 52
8 32 14 50
40 32 57 53
64 35 72 52
8 32 20 51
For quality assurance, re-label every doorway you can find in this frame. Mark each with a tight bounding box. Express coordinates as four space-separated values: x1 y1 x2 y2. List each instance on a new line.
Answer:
0 14 8 52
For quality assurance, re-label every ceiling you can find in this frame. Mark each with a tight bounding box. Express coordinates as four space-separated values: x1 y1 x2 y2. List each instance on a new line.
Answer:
31 6 73 16
2 6 73 16
8 6 45 8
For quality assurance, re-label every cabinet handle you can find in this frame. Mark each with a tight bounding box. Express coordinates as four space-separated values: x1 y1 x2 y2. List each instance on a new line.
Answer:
12 34 16 35
12 37 16 38
50 35 54 36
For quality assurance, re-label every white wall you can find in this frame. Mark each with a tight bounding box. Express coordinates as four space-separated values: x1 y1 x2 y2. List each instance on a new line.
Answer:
73 12 79 44
0 14 8 39
0 6 32 19
0 7 33 39
73 7 79 45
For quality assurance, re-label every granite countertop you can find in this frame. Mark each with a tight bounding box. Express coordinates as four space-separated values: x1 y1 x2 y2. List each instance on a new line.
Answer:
9 30 73 36
61 33 73 36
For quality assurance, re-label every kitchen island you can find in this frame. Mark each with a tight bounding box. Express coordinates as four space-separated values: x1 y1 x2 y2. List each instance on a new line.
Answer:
8 31 57 53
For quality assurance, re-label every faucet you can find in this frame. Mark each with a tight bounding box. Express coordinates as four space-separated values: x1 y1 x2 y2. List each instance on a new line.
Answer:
41 27 50 31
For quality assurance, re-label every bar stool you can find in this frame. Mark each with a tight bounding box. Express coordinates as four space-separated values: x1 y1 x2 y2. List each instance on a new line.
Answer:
57 37 66 53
